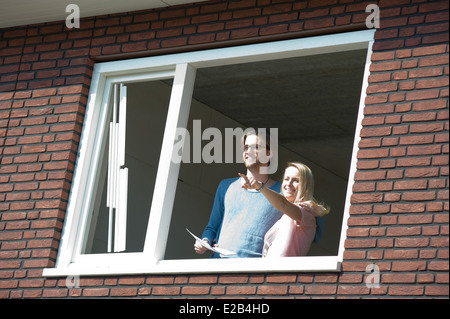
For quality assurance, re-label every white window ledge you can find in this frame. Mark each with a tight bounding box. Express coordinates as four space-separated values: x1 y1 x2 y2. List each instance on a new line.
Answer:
43 256 341 277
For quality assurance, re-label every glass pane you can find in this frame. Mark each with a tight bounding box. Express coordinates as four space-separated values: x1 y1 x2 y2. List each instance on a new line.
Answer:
164 49 367 259
83 80 172 254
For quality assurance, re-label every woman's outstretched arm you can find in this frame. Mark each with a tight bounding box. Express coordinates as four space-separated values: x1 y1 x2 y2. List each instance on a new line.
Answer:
239 173 305 222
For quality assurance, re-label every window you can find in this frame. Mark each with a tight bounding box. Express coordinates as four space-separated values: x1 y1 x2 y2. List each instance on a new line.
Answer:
44 29 375 277
83 80 172 254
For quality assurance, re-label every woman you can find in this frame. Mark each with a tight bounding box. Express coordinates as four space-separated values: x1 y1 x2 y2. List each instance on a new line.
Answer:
239 162 330 257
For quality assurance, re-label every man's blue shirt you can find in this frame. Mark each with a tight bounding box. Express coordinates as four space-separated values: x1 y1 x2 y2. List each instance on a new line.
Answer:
202 177 283 258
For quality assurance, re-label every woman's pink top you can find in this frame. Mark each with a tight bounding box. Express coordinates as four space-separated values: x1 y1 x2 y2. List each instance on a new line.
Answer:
262 203 317 257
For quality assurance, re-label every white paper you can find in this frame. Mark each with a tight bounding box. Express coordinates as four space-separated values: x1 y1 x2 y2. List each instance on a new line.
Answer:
186 228 236 256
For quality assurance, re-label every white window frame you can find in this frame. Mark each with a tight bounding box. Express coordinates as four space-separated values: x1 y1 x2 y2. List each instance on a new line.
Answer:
43 29 375 277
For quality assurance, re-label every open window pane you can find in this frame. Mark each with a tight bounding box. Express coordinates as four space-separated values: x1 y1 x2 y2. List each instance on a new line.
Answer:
164 49 367 259
83 80 172 254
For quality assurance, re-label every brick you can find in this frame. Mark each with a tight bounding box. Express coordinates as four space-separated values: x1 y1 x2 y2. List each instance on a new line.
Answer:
5 193 30 202
304 17 334 29
230 27 259 39
188 275 217 284
360 126 392 137
384 249 419 259
419 55 449 67
387 226 422 237
266 274 297 283
262 3 293 15
348 216 380 226
357 149 390 159
391 203 426 213
402 112 436 122
57 85 83 95
117 276 145 286
388 285 424 296
31 219 62 229
160 36 188 48
355 171 387 181
257 285 288 295
351 194 383 204
219 274 248 284
393 179 428 190
259 24 289 36
225 285 256 295
406 89 440 101
405 167 439 178
364 94 389 106
22 259 51 269
367 82 398 94
402 191 436 201
410 122 444 133
18 278 45 288
24 99 49 107
181 286 210 295
82 288 110 297
189 33 216 45
233 7 262 19
428 261 449 271
426 285 449 296
407 145 442 156
345 238 377 249
395 237 429 248
306 285 337 295
400 135 434 146
42 289 68 298
151 286 180 296
370 61 401 72
110 287 138 297
416 77 449 89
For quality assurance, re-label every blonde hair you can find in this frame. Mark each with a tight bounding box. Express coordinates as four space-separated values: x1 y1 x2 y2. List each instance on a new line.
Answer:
285 162 330 217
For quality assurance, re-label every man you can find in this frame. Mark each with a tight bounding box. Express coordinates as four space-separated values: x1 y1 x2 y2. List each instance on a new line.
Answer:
194 130 283 258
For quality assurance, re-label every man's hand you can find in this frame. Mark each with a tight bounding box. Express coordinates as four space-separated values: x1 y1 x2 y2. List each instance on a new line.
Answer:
194 238 209 254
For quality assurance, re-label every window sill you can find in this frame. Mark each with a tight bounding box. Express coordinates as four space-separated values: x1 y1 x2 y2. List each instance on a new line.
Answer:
43 256 341 277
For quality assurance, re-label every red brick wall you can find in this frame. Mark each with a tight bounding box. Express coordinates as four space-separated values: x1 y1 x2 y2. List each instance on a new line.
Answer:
0 0 448 298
